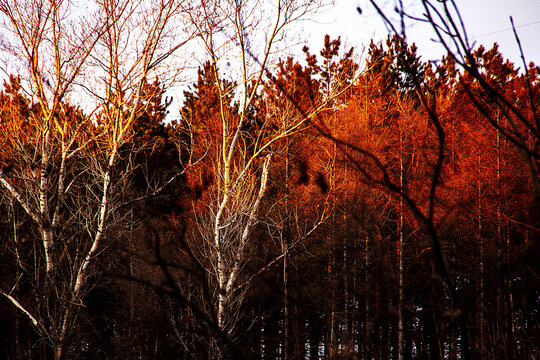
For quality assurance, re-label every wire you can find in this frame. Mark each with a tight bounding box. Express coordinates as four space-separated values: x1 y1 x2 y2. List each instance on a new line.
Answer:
473 19 540 40
419 19 540 53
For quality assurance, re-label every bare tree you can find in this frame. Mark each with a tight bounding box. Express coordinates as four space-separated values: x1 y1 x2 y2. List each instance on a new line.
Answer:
0 0 192 358
175 1 357 357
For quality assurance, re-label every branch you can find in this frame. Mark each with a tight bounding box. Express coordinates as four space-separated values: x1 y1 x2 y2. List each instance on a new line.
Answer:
118 152 206 208
1 291 39 327
232 203 329 294
0 175 42 225
510 16 539 130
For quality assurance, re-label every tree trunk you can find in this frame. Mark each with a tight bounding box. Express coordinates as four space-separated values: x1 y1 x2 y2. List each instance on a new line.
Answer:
478 154 485 358
398 126 405 360
364 234 372 360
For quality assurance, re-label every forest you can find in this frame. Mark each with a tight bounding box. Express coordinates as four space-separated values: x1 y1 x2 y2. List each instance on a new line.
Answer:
0 0 538 359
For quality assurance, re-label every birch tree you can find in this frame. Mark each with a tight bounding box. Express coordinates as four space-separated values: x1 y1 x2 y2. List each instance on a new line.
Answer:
0 1 191 358
175 1 355 356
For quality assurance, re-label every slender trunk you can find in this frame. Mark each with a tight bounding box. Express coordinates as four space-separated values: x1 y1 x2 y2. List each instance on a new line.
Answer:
42 229 54 274
478 154 485 358
506 221 515 359
343 240 350 356
283 134 290 360
352 256 358 359
40 127 53 274
398 203 404 360
327 108 338 359
283 244 289 360
328 255 336 359
364 234 371 359
493 121 507 359
374 277 380 360
215 197 227 331
498 127 516 358
398 127 404 360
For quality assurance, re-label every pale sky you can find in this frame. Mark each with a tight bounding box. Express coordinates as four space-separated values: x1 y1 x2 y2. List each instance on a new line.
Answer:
302 0 540 69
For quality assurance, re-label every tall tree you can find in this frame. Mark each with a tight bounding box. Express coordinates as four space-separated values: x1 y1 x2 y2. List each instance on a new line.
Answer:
0 1 191 358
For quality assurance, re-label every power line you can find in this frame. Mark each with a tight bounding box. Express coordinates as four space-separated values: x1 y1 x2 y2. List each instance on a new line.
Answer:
473 19 540 39
419 19 540 53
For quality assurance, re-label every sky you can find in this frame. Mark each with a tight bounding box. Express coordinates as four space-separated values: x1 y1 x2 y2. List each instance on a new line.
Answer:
302 0 540 69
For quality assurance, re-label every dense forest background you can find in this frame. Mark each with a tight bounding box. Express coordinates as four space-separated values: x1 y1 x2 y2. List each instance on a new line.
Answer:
0 1 538 359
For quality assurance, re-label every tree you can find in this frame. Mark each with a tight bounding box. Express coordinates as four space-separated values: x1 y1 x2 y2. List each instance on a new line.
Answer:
307 34 470 358
0 1 191 358
169 2 359 357
366 0 539 210
360 2 540 357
